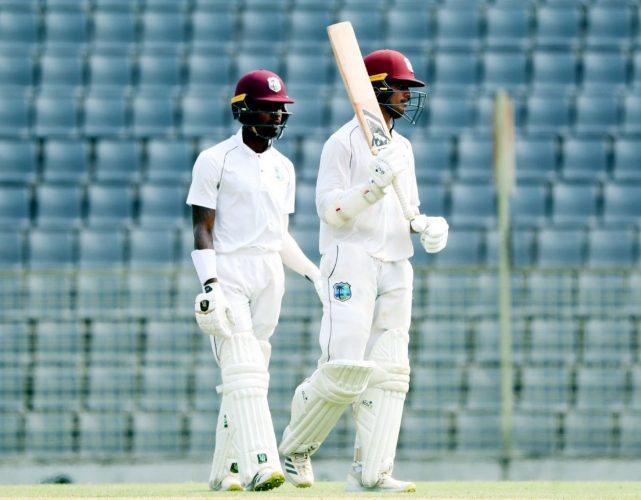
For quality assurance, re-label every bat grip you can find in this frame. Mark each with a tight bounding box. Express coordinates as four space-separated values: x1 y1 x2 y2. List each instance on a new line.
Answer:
392 177 416 222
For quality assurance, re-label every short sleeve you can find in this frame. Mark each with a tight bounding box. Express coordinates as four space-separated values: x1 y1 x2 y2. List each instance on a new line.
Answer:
285 160 296 214
186 150 221 209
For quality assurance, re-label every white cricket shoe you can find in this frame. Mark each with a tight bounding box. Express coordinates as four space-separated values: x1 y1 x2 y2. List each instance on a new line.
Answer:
284 452 314 488
246 468 285 491
346 465 416 493
208 474 243 492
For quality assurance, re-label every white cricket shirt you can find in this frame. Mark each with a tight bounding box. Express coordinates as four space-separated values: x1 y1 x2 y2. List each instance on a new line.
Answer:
186 128 295 254
316 116 420 262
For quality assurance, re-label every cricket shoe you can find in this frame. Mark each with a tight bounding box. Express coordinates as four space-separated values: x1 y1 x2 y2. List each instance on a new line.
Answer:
246 468 285 491
346 464 416 493
284 452 314 488
208 474 243 492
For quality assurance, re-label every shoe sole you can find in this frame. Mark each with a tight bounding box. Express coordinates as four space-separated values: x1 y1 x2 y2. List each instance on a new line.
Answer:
253 472 285 491
284 471 313 488
346 478 417 493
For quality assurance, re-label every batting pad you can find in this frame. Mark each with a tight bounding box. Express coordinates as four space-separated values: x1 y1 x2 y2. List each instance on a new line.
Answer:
354 329 410 487
219 332 280 484
279 360 374 456
209 395 236 488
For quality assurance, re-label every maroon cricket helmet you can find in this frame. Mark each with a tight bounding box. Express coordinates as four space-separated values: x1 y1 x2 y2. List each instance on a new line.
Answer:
364 49 425 87
232 69 294 104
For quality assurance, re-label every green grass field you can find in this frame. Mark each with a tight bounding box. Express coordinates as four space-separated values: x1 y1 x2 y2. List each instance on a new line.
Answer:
1 482 641 499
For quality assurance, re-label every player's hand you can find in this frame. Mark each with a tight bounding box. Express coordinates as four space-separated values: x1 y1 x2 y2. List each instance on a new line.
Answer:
411 215 449 254
368 143 408 189
305 267 323 303
195 282 235 338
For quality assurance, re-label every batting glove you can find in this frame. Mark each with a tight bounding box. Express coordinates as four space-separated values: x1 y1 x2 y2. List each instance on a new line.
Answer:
305 267 323 303
195 282 235 338
368 143 408 189
411 214 449 254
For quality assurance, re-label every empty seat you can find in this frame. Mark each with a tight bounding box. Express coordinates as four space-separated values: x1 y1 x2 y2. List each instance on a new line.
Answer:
536 6 581 47
34 320 83 363
89 321 137 367
78 226 126 268
456 411 501 453
94 139 142 183
140 366 190 411
525 93 571 134
128 227 176 267
86 184 134 227
410 366 463 412
586 229 635 267
0 186 30 229
145 138 193 182
28 228 75 269
132 412 183 455
619 412 641 456
35 184 83 228
83 92 128 137
188 412 216 455
428 92 475 135
286 94 326 135
519 365 572 411
424 271 479 316
289 7 333 50
513 411 558 457
136 51 183 91
127 275 174 317
582 319 633 365
485 228 536 269
449 182 495 227
0 96 31 138
433 228 484 268
0 321 29 366
131 93 176 138
575 366 626 411
190 10 235 50
602 182 641 225
79 412 127 457
0 413 22 454
574 93 619 134
180 90 228 137
0 10 38 48
0 140 36 183
482 50 527 90
398 411 450 456
510 181 548 226
561 137 608 181
87 52 133 90
44 10 88 48
622 94 641 134
528 318 578 365
465 366 501 411
287 51 331 93
536 227 585 267
612 137 641 180
485 5 530 48
235 50 282 82
526 271 575 316
42 139 89 182
0 53 34 91
186 52 233 91
0 365 27 411
472 318 524 364
436 6 481 48
531 50 578 89
34 93 80 137
31 364 82 411
38 53 85 91
432 51 480 90
581 50 628 89
417 319 467 365
144 320 194 366
93 11 137 48
586 5 633 48
551 182 599 226
270 364 304 411
564 410 615 455
456 135 492 181
193 364 221 411
386 8 432 47
412 134 452 182
140 10 186 48
240 9 287 47
138 183 186 226
515 135 557 181
417 184 447 220
25 413 74 455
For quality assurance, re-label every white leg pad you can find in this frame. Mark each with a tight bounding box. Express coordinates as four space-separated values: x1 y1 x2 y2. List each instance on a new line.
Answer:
354 329 410 487
219 331 280 485
279 360 374 456
208 394 237 487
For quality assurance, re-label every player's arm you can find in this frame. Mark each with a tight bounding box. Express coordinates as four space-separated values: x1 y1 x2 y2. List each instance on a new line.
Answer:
280 216 322 301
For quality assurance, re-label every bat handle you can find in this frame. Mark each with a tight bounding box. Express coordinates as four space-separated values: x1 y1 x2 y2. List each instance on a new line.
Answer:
392 177 416 222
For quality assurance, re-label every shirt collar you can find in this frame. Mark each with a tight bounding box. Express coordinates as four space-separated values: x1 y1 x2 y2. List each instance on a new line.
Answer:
232 127 273 157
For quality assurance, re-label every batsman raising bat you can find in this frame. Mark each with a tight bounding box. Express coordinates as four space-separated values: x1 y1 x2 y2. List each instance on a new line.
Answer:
187 69 322 492
278 48 449 492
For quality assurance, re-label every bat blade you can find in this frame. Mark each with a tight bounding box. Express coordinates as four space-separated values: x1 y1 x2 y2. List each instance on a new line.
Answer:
327 21 415 221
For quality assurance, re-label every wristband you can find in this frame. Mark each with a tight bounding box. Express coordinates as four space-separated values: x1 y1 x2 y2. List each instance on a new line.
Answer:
191 249 217 285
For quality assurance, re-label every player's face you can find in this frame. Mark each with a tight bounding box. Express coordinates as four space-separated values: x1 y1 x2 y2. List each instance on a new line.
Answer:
253 101 287 138
386 82 411 116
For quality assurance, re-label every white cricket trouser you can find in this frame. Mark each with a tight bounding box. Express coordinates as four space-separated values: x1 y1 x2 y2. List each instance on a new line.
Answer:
318 243 413 363
210 250 285 362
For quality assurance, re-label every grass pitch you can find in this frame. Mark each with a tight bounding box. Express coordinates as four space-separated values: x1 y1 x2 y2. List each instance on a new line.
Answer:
0 482 641 500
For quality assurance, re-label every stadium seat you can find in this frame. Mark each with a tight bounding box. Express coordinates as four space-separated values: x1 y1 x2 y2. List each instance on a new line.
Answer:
79 412 127 457
0 96 31 138
432 51 480 90
289 7 334 51
0 413 22 454
586 229 635 268
42 139 89 183
270 365 305 411
136 51 183 91
34 93 80 137
78 227 126 269
397 412 450 457
619 412 641 456
386 8 433 48
0 10 39 48
465 366 501 411
456 411 501 453
0 53 35 92
456 135 493 181
34 184 83 228
535 5 581 48
436 6 482 49
525 93 571 134
139 366 190 411
417 184 447 219
86 184 134 227
551 182 599 226
131 93 176 138
44 10 89 49
472 317 525 364
140 10 186 49
193 364 222 411
83 91 129 137
138 183 186 227
128 227 176 267
0 365 27 412
482 50 527 91
93 11 137 49
434 228 485 268
409 365 464 412
428 92 475 135
581 50 628 89
509 181 548 227
127 274 174 318
485 5 531 48
34 320 84 364
612 136 641 180
485 228 536 270
132 412 183 455
0 321 29 366
574 93 619 134
632 52 641 88
235 50 282 82
417 319 467 365
175 270 199 317
536 227 586 267
512 411 558 457
31 364 82 411
144 320 194 366
630 366 641 410
88 321 137 368
239 9 287 48
145 138 193 183
526 271 575 316
190 9 235 50
0 186 30 229
602 182 641 225
286 93 326 136
94 139 142 183
519 365 572 411
180 90 229 137
515 135 557 181
449 182 495 227
578 271 628 322
285 52 331 92
412 134 452 182
0 140 37 183
88 52 133 91
585 5 633 48
561 137 608 181
582 319 633 365
94 0 139 12
531 50 578 90
25 413 74 455
575 367 626 411
423 271 479 316
187 412 216 455
28 228 75 269
622 94 641 134
528 318 578 365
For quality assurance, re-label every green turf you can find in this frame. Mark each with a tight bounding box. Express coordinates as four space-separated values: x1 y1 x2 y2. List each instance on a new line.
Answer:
1 482 641 499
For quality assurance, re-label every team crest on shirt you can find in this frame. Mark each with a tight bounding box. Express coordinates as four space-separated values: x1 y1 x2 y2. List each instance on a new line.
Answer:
273 163 287 183
333 282 352 302
267 76 281 93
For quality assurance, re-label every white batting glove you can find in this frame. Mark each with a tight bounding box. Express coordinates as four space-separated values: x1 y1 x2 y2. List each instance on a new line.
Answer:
305 267 323 303
368 143 408 189
194 282 235 338
411 214 449 254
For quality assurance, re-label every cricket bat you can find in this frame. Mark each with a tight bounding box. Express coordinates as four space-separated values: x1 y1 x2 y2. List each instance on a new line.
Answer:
327 21 415 222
